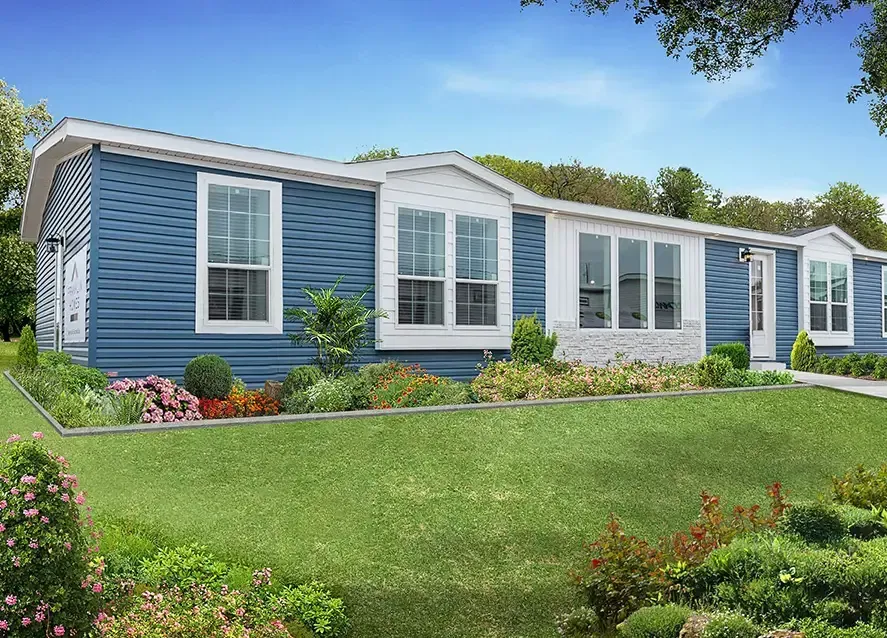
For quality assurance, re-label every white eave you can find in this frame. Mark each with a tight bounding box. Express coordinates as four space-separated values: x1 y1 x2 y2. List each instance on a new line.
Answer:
21 117 887 263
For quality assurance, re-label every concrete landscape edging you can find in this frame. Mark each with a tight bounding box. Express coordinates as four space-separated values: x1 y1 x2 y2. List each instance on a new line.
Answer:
3 369 810 437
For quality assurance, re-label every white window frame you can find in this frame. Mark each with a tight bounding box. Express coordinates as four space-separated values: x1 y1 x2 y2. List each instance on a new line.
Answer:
454 213 499 327
577 231 684 332
808 260 849 335
882 265 887 338
803 256 853 345
395 207 447 327
195 172 283 335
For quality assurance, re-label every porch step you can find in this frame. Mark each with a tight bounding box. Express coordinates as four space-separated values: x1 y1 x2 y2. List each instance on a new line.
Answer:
750 361 786 371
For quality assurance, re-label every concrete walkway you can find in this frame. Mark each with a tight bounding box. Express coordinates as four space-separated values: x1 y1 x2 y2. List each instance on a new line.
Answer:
792 370 887 399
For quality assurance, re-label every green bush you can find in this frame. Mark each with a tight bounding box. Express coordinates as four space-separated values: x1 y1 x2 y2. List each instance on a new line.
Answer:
874 357 887 380
833 464 887 509
816 354 836 375
141 544 229 589
109 391 147 425
791 331 817 371
723 368 794 388
620 605 693 638
424 380 476 406
555 606 599 637
837 505 887 540
696 355 734 388
37 350 71 368
836 354 861 377
781 502 847 544
307 376 354 413
282 365 323 400
56 363 108 393
797 619 887 638
50 390 113 428
710 343 750 370
275 581 349 637
15 324 37 369
859 353 880 377
512 314 558 365
183 354 233 399
701 612 759 638
12 366 64 407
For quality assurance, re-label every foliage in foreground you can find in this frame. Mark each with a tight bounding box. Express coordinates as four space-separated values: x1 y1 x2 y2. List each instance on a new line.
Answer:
511 314 558 365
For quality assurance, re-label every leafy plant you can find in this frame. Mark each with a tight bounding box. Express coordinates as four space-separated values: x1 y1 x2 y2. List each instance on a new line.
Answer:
284 276 387 376
554 606 599 637
836 354 861 377
12 366 64 407
701 612 759 638
833 464 887 509
695 355 734 388
141 544 229 589
874 357 887 380
710 343 750 370
282 365 322 400
369 364 449 409
50 390 112 428
109 391 147 425
274 581 349 637
184 354 233 400
512 314 558 365
723 368 794 387
0 434 103 636
621 605 694 638
37 350 71 367
107 376 201 423
15 324 37 369
791 331 817 371
836 505 887 540
306 377 354 413
781 502 847 544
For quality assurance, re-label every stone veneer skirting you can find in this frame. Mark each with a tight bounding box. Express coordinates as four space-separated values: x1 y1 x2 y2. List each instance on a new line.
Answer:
553 319 704 365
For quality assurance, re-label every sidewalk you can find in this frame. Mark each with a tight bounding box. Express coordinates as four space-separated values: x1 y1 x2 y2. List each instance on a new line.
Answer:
792 370 887 399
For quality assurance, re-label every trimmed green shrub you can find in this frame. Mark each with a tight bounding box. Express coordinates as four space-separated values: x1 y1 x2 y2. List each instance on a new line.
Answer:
15 324 37 369
781 502 847 544
621 605 693 638
55 363 108 393
282 390 311 414
424 380 476 406
307 376 354 413
723 368 794 388
836 353 861 377
701 613 759 638
710 343 750 370
555 606 599 637
282 365 323 400
816 354 837 375
791 331 817 371
512 314 558 365
141 544 229 589
275 581 349 637
37 350 71 368
833 464 887 509
696 354 734 388
874 357 887 380
183 354 233 399
860 353 880 377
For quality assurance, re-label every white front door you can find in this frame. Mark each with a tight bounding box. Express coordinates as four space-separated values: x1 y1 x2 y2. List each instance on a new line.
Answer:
749 253 775 360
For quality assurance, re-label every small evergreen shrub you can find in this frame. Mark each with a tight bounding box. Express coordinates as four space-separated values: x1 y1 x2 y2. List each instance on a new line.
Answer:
307 377 354 413
512 314 558 365
781 502 847 544
859 353 880 377
55 364 108 393
620 605 693 638
816 354 836 375
836 353 861 376
701 612 759 638
184 354 233 399
710 343 750 370
723 369 794 388
15 325 37 369
0 434 103 636
833 464 887 509
141 544 229 589
274 581 349 637
696 355 734 388
282 365 322 400
37 350 71 368
555 606 599 637
791 331 817 371
874 357 887 380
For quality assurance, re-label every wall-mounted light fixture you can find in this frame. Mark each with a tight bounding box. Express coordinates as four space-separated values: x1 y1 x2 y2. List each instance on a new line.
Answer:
739 247 753 263
45 235 63 254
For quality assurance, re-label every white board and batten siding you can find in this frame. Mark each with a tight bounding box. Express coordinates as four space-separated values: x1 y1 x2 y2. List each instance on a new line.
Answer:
376 166 513 350
545 214 706 365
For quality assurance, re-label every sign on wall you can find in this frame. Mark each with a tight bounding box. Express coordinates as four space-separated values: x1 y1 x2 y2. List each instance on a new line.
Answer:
63 246 87 344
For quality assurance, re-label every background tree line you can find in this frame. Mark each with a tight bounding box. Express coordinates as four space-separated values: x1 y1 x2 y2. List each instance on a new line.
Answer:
355 147 887 251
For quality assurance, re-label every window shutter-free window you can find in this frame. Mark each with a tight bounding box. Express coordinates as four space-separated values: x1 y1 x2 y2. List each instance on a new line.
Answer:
397 208 446 325
455 215 498 326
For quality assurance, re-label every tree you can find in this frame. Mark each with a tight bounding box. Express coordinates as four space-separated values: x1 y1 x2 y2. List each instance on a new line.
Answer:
811 182 887 250
0 80 52 341
351 146 400 162
521 0 887 134
654 166 712 219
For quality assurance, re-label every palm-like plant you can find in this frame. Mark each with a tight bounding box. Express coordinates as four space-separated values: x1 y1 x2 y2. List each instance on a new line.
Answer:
284 276 388 376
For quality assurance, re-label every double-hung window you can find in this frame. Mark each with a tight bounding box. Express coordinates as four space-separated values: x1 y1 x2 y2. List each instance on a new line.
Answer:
196 173 282 334
397 208 446 325
455 215 498 326
883 266 887 336
809 260 848 334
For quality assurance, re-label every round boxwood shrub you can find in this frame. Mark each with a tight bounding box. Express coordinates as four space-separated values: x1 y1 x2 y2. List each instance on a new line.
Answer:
781 502 847 544
790 330 817 371
16 325 38 370
621 605 694 638
183 354 233 400
710 343 750 370
282 365 322 400
695 354 734 388
0 434 103 635
701 612 758 638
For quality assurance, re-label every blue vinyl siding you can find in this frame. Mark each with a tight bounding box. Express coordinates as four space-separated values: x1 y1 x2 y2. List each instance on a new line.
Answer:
705 239 799 364
512 212 546 322
35 148 93 365
94 152 523 384
815 259 887 358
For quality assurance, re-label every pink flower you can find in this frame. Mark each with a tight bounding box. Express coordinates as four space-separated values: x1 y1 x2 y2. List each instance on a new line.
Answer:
21 617 31 626
0 501 5 509
92 582 103 593
47 485 58 493
74 492 85 505
5 595 16 605
20 476 36 484
9 488 18 496
35 612 45 622
53 625 65 636
0 524 4 533
32 431 44 439
0 620 7 630
23 492 35 501
6 434 20 443
28 541 38 549
6 539 14 547
63 541 72 551
23 508 38 518
11 556 20 567
40 516 49 524
60 494 70 503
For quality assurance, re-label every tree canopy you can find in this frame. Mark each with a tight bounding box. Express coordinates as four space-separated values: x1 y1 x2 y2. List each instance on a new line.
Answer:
520 0 887 134
0 80 52 341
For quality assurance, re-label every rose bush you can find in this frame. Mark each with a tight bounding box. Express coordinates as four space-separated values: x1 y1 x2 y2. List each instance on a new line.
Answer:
106 376 201 424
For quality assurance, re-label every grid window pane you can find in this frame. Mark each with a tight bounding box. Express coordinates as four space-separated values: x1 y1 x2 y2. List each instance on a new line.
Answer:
397 208 446 277
831 263 848 304
618 238 648 329
810 303 828 332
579 234 611 328
810 260 828 302
750 260 764 332
456 282 497 326
398 279 444 325
455 215 497 282
206 268 268 322
654 242 681 330
832 304 848 333
206 183 271 267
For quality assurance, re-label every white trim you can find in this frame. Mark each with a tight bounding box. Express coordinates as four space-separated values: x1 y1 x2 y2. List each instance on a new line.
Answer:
748 252 777 360
100 145 379 193
803 255 854 347
883 265 887 339
195 172 283 335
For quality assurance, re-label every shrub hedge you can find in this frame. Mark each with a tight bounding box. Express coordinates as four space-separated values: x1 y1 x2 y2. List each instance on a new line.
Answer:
710 343 750 370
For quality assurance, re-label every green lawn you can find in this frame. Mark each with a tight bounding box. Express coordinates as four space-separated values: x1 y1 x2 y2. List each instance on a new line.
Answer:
2 378 886 637
0 340 16 372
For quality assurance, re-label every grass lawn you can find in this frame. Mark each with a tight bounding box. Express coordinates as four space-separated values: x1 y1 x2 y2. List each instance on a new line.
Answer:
2 378 887 637
0 340 16 372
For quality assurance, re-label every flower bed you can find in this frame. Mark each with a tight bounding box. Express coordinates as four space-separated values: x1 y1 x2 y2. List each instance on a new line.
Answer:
107 376 201 423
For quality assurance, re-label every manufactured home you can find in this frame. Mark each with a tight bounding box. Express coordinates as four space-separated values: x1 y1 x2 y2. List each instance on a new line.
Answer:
21 118 887 383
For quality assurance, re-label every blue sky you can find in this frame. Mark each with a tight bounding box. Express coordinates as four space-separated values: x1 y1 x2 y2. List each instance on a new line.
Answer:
2 0 884 203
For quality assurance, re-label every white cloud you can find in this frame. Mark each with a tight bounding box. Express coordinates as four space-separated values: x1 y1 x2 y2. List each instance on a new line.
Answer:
693 64 773 117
